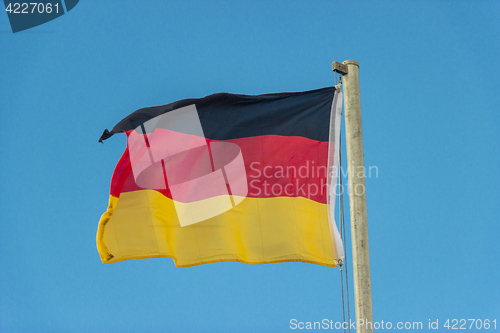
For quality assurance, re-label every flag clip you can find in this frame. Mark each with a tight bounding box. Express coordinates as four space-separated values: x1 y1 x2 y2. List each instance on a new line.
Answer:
335 72 343 93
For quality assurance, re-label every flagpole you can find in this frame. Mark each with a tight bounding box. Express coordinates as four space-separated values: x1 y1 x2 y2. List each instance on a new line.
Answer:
333 60 373 333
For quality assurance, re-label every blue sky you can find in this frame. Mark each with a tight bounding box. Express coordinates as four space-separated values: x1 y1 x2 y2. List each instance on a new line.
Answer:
1 1 499 332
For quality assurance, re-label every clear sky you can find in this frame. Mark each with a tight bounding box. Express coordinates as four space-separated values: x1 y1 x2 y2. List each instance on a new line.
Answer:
1 1 499 332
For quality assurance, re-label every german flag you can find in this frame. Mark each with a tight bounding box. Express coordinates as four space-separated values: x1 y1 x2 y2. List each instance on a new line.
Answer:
97 87 344 267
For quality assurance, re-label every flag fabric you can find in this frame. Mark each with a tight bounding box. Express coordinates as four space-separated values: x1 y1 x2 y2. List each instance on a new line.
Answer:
97 87 344 267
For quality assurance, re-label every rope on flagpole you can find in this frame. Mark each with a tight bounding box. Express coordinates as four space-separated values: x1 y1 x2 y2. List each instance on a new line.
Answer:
340 259 346 333
338 97 351 333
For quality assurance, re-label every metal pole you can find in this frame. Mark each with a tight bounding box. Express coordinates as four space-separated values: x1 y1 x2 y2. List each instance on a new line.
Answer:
337 59 374 333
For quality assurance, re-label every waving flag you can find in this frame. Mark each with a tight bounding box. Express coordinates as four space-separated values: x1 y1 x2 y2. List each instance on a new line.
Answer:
97 87 344 267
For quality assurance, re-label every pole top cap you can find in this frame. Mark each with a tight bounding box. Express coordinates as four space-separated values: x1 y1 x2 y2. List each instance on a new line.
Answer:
342 60 359 67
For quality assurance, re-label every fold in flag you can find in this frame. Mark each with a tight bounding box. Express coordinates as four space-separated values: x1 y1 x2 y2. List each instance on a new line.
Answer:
97 87 344 267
